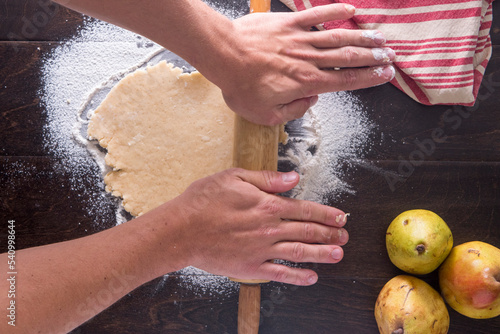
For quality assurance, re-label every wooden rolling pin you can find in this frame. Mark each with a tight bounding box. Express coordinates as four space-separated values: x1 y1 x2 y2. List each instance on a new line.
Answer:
231 3 275 334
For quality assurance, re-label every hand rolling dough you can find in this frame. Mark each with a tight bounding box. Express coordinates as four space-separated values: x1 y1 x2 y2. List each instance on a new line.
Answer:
88 61 234 216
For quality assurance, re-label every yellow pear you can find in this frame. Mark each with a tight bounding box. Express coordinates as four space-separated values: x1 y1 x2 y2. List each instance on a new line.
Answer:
386 209 453 275
439 241 500 319
375 275 449 334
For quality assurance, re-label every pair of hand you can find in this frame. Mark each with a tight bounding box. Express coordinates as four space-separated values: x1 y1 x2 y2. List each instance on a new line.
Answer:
161 5 386 283
215 4 395 125
152 168 348 286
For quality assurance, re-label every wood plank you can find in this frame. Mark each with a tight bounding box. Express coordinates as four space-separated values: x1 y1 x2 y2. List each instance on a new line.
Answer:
0 43 46 155
352 45 500 162
491 1 500 45
0 156 119 249
0 42 65 157
0 0 84 42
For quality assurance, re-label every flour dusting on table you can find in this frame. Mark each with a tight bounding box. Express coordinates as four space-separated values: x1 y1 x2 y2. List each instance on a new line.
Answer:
282 92 374 204
41 18 162 227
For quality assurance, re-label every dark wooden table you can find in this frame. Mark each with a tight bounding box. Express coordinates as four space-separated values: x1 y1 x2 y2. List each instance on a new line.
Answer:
1 1 499 333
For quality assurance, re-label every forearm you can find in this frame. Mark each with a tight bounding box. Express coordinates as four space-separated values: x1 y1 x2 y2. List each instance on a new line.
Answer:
53 0 233 86
0 203 186 333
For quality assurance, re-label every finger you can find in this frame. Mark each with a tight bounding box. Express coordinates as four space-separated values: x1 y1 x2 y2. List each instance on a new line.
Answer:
279 196 348 227
277 95 318 123
257 261 319 286
308 29 387 49
308 65 396 94
234 169 300 194
278 222 349 245
317 46 395 68
272 242 345 264
289 46 395 69
293 4 356 29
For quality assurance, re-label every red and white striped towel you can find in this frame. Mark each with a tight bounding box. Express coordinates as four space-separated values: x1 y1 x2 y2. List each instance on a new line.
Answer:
281 0 494 106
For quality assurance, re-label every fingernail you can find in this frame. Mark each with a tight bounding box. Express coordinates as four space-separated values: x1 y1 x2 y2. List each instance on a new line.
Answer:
282 172 298 183
343 213 350 224
331 248 343 260
307 275 317 284
372 48 395 63
335 215 342 225
362 30 386 45
339 228 349 244
373 65 396 80
345 4 356 15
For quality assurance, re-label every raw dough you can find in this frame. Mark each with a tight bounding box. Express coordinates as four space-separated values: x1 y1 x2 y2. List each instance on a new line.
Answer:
88 61 234 216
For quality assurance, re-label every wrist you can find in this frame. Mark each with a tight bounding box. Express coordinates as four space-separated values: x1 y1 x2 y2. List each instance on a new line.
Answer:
174 10 238 91
127 201 193 280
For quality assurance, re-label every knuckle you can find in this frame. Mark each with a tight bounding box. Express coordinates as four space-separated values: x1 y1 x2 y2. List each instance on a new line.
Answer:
261 170 276 189
259 225 280 238
224 168 243 179
260 197 282 216
303 223 314 241
323 209 335 225
301 201 313 221
292 243 305 262
341 69 358 88
341 46 359 65
272 266 289 282
309 7 323 23
313 52 328 66
329 30 345 46
297 68 318 85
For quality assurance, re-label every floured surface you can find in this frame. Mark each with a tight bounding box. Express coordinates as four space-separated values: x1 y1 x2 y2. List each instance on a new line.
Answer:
88 61 234 216
282 92 375 204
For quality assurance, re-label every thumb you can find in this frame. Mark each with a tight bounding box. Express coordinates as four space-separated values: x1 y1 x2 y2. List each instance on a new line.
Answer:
235 169 300 194
280 95 319 122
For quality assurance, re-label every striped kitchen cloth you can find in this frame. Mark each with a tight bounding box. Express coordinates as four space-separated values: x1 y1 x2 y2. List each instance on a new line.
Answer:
281 0 494 106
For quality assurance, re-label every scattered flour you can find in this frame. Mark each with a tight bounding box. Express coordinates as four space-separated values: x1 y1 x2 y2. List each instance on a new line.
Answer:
40 18 162 226
281 92 374 204
40 2 374 298
175 267 239 298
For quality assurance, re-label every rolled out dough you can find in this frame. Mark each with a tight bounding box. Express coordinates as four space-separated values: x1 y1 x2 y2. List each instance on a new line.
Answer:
88 61 234 216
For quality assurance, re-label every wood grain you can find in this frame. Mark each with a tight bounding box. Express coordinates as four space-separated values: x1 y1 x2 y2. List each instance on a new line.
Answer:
0 0 83 41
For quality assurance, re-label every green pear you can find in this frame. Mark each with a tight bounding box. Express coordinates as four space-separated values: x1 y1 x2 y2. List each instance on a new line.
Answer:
375 275 450 334
386 209 453 275
439 241 500 319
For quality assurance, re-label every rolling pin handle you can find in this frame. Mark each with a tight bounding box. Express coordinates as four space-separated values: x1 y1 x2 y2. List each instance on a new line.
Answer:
238 283 262 334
